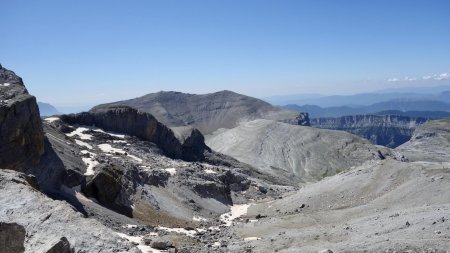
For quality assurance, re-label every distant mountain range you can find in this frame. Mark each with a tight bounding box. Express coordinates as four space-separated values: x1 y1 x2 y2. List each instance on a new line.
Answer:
283 98 450 118
264 85 450 107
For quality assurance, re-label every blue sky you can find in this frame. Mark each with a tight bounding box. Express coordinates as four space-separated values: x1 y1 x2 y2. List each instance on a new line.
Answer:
1 0 450 107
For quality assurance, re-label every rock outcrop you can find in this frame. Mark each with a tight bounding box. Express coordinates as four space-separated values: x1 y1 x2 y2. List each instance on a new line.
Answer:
310 115 427 148
60 105 210 161
396 119 450 162
92 90 303 134
0 65 44 170
0 169 139 252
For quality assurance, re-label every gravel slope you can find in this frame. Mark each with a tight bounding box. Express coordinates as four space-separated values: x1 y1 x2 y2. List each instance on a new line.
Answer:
206 119 391 182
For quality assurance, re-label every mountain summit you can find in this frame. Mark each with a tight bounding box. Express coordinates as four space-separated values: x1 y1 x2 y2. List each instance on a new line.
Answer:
92 90 306 134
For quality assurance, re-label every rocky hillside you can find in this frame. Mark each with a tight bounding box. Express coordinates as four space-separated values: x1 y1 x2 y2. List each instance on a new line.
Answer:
228 158 450 252
93 90 308 134
60 105 210 161
2 64 450 252
206 119 392 182
0 64 44 171
310 114 427 148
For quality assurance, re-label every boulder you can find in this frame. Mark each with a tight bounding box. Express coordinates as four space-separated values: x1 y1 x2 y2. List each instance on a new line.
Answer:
44 237 74 253
83 164 132 216
0 222 26 253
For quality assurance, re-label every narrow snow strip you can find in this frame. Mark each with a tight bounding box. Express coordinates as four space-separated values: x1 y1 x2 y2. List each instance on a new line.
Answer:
244 237 261 241
67 127 93 140
220 204 251 226
93 128 125 138
204 169 217 174
75 139 93 149
0 83 10 87
44 117 60 122
128 154 143 163
82 158 99 176
165 168 177 176
113 140 127 143
193 216 208 222
81 150 98 176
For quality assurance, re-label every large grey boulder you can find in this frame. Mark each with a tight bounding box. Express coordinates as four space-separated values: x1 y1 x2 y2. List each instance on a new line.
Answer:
0 65 44 171
44 237 74 253
0 222 26 253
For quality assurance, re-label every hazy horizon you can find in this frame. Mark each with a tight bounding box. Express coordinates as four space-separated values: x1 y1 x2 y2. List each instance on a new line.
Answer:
2 0 450 107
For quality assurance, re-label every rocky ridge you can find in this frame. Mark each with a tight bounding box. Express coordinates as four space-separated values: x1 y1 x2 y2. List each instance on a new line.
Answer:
60 105 210 161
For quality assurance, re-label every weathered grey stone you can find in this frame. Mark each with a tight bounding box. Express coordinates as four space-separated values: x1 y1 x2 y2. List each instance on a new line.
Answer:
44 237 74 253
0 66 44 171
0 222 26 253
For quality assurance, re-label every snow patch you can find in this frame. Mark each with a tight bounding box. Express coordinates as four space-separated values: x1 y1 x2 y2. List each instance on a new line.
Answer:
165 168 177 176
244 237 261 241
128 154 143 163
93 128 126 138
116 233 162 253
67 127 93 140
98 143 142 163
204 169 217 174
75 139 93 149
44 117 60 122
220 204 251 226
0 83 10 87
193 216 208 222
81 150 98 176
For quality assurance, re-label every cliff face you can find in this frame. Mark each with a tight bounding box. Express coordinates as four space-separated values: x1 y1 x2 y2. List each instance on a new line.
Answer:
310 114 427 148
0 65 44 170
396 119 450 162
60 105 210 161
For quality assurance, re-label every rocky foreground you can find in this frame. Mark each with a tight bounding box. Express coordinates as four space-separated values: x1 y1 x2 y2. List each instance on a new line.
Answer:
1 64 450 252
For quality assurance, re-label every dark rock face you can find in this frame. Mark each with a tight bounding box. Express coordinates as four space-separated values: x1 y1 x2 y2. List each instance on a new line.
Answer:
310 115 427 148
0 65 44 171
45 237 74 253
0 222 26 253
60 106 210 161
280 112 310 126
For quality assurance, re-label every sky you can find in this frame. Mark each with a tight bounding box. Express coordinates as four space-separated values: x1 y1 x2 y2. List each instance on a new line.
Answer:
1 0 450 108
